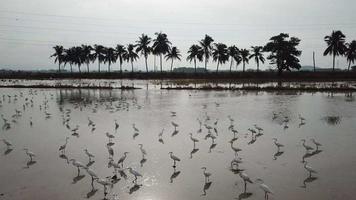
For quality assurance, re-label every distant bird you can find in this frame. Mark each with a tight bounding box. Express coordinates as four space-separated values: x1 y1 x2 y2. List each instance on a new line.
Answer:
117 152 129 167
229 140 242 156
256 178 273 200
248 128 256 135
171 121 178 130
132 123 139 132
1 138 13 149
59 137 69 154
171 111 177 117
201 167 211 182
239 172 253 192
96 177 113 194
138 144 147 157
168 152 181 167
84 149 95 161
189 133 199 146
299 114 305 122
304 161 317 177
70 159 86 174
86 167 98 182
310 138 322 150
158 128 165 138
254 124 263 132
107 145 114 157
114 120 119 131
106 132 115 142
301 139 314 152
127 167 142 181
23 148 35 161
88 118 94 127
272 138 284 151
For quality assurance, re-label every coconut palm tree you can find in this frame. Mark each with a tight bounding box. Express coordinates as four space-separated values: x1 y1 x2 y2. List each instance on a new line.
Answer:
123 44 139 73
152 32 171 73
92 45 106 72
199 35 214 71
323 30 346 71
240 49 250 72
345 40 356 71
249 46 265 72
104 47 117 72
81 45 93 73
212 43 229 73
187 44 203 73
165 46 182 72
115 44 126 73
63 47 75 73
227 45 239 72
50 45 64 72
136 34 152 73
73 46 84 73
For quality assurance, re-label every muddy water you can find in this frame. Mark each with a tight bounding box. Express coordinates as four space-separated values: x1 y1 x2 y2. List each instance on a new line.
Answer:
0 87 355 200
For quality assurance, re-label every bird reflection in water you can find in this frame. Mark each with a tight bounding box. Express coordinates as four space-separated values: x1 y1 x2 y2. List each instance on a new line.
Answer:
59 153 69 164
209 142 217 153
25 160 37 169
301 176 318 189
201 181 212 196
4 148 13 155
170 167 181 183
302 149 322 163
140 157 147 167
273 151 284 160
128 183 142 194
190 148 199 159
86 186 98 199
237 192 253 200
73 174 86 184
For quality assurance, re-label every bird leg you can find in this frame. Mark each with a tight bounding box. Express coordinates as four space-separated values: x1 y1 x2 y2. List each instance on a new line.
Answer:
244 181 247 193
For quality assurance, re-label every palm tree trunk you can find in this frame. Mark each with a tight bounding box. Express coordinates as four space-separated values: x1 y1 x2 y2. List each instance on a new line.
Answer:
229 59 233 73
216 62 219 73
243 61 245 72
171 59 174 72
131 60 134 73
70 64 73 73
194 58 197 73
257 61 259 72
205 57 207 70
348 61 351 71
86 63 89 73
108 63 110 72
58 63 61 73
160 54 163 73
98 62 101 72
145 56 148 73
120 61 122 74
332 54 335 72
78 65 81 73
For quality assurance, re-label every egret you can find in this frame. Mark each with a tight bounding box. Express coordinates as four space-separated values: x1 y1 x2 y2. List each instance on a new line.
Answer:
229 140 242 156
96 177 113 196
239 172 253 193
132 123 139 132
59 137 69 154
138 144 147 158
158 128 164 138
256 179 273 200
201 167 211 182
117 152 129 167
105 132 115 142
189 133 199 147
1 139 13 149
88 118 94 127
23 148 35 161
304 161 317 177
70 159 86 175
301 139 314 152
254 124 263 132
272 138 284 151
86 167 98 184
127 167 142 181
171 121 178 130
84 149 95 161
106 145 114 157
310 138 322 150
168 152 181 167
114 120 119 131
248 128 256 136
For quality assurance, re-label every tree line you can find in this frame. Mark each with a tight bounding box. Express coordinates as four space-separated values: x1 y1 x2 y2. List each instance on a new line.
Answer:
51 30 356 75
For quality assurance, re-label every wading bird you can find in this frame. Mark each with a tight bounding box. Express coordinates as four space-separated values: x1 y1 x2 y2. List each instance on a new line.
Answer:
310 138 322 150
272 138 284 151
59 137 69 154
1 139 13 149
189 133 199 147
117 152 129 167
304 161 317 177
256 178 273 200
169 152 181 167
239 172 253 193
23 148 35 161
138 144 147 158
301 139 314 152
84 149 95 161
127 167 142 181
201 167 211 182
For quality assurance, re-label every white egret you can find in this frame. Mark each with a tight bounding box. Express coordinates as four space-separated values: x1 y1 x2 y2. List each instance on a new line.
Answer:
1 139 13 149
272 138 284 151
254 124 263 132
127 167 142 181
132 123 139 132
301 139 314 152
105 132 115 142
114 120 119 131
304 161 317 177
23 148 35 161
171 121 178 130
256 179 273 200
201 167 211 182
138 144 147 157
310 138 322 150
239 172 253 193
59 137 69 154
84 149 95 161
158 128 164 138
117 152 129 167
70 159 86 174
229 140 242 156
168 152 181 167
189 133 199 146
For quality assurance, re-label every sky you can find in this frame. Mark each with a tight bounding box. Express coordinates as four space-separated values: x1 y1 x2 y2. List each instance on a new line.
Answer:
0 0 356 72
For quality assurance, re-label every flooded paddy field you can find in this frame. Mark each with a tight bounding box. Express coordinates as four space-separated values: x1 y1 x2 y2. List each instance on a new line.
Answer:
0 86 356 200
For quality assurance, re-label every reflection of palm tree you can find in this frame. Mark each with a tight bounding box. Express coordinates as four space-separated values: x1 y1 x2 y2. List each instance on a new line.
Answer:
240 49 250 72
152 32 171 73
170 167 181 183
345 40 356 71
123 44 139 73
115 44 126 73
187 44 203 73
165 46 182 72
199 34 214 70
136 34 152 73
249 46 265 72
212 43 229 73
323 30 346 71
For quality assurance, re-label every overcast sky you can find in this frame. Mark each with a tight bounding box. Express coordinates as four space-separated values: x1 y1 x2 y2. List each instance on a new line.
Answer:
1 0 356 71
